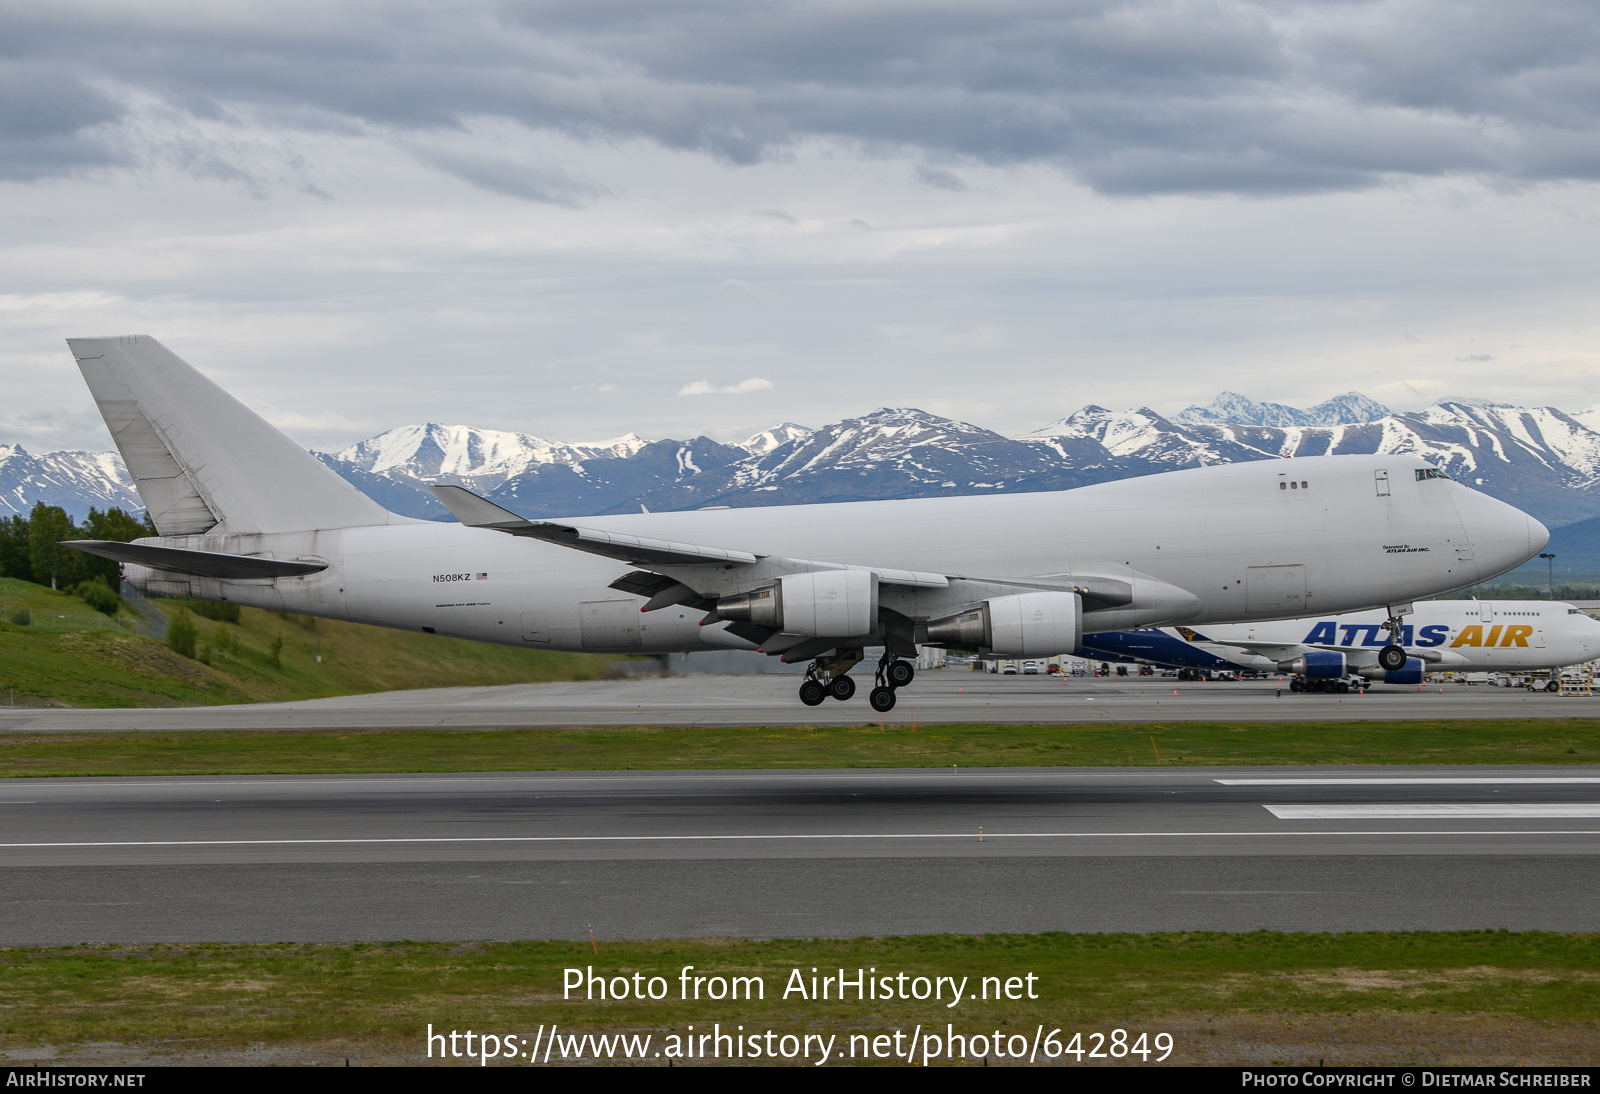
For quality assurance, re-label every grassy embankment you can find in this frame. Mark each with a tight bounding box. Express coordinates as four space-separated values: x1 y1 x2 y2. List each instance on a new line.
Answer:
0 719 1597 777
1 933 1596 1066
0 576 622 708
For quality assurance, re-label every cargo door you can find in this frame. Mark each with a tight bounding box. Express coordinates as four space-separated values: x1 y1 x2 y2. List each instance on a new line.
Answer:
1246 564 1306 614
579 599 642 648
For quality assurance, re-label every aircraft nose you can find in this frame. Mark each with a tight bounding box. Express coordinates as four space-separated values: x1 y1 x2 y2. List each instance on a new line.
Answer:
1456 487 1546 579
1529 514 1551 555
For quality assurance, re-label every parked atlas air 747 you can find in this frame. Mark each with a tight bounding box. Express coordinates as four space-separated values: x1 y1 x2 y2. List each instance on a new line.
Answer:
1082 601 1600 690
64 337 1549 711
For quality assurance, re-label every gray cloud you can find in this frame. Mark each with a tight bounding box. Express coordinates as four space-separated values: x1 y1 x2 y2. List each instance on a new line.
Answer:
412 147 605 205
0 63 128 180
2 1 1599 195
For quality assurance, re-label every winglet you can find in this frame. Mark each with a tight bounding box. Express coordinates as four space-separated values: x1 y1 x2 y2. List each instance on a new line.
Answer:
429 484 536 529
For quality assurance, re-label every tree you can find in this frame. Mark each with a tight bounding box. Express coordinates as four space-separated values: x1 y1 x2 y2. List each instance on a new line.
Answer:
72 580 120 616
26 503 79 590
167 609 197 659
0 515 30 582
79 507 150 587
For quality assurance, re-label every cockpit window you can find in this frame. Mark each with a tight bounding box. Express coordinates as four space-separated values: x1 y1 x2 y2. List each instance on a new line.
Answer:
1415 468 1452 481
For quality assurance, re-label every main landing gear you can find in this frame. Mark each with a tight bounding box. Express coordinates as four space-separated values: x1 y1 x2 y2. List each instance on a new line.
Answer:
797 649 914 711
868 650 915 713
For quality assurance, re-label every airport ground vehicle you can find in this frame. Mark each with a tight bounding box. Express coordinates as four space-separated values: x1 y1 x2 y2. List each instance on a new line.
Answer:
67 337 1548 713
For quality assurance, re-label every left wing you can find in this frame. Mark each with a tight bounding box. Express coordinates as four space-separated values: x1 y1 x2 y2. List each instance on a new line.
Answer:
429 485 761 568
429 484 951 590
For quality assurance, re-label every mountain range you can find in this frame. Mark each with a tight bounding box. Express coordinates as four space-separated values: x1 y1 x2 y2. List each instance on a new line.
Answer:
8 393 1600 539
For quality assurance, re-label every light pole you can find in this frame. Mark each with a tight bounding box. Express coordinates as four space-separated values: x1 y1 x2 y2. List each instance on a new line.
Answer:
1540 553 1556 600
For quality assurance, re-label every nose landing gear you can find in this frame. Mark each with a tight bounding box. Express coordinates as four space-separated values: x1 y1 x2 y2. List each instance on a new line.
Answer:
1377 605 1411 672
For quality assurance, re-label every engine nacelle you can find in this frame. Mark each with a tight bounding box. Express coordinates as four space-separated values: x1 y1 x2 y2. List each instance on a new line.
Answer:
1358 657 1425 685
714 569 878 637
1278 650 1346 679
925 591 1082 657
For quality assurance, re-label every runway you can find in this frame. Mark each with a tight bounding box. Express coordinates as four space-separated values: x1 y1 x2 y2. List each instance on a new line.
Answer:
0 673 1591 732
3 765 1598 944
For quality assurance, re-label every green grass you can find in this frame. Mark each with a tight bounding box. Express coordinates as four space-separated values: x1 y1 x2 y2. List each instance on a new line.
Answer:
0 933 1594 1062
0 577 625 708
1 719 1598 778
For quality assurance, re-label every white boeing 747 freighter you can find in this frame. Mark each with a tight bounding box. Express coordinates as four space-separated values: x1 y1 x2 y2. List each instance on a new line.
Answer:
64 337 1549 711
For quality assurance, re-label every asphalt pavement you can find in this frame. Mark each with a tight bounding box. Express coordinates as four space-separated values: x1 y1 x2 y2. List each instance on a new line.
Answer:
3 765 1597 944
0 673 1589 732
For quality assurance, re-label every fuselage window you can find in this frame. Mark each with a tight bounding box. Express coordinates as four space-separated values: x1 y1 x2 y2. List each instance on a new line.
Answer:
1279 482 1287 490
1301 481 1308 488
1291 481 1298 489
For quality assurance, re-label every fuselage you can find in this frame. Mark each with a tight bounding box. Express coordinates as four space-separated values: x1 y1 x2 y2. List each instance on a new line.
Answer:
123 453 1546 655
1085 600 1600 673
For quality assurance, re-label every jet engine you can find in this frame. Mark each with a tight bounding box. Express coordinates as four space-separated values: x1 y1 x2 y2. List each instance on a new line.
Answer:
1357 657 1425 685
925 591 1082 657
715 570 878 637
1278 650 1346 678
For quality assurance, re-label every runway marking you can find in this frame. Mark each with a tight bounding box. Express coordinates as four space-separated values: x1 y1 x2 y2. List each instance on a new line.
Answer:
1267 804 1600 819
1219 778 1600 785
3 830 1599 849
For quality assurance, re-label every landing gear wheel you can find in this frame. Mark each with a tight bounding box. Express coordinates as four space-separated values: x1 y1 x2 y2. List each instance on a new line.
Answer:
829 675 856 701
1289 678 1304 693
799 679 826 706
887 660 915 689
1378 644 1407 672
1546 679 1560 693
869 686 897 713
1336 681 1350 694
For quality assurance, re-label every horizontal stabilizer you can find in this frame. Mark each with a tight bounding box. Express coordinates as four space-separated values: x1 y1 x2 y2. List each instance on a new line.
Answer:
66 540 329 580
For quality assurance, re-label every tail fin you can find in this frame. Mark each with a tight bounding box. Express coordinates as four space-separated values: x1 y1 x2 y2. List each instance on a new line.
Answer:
68 335 397 535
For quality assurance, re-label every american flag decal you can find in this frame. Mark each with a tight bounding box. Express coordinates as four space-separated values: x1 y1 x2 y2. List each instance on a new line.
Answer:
476 573 488 580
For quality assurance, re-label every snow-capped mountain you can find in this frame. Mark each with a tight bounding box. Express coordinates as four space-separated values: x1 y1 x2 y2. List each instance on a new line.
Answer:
1176 391 1391 428
332 423 648 492
11 394 1600 528
0 445 142 520
1026 401 1600 525
739 422 814 456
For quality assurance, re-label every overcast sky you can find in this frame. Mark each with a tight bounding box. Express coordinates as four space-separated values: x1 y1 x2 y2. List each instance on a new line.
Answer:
4 0 1600 453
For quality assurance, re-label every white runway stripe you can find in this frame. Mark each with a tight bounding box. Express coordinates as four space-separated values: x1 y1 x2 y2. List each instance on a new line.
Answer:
2 829 1599 848
1266 803 1600 819
1218 778 1600 785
